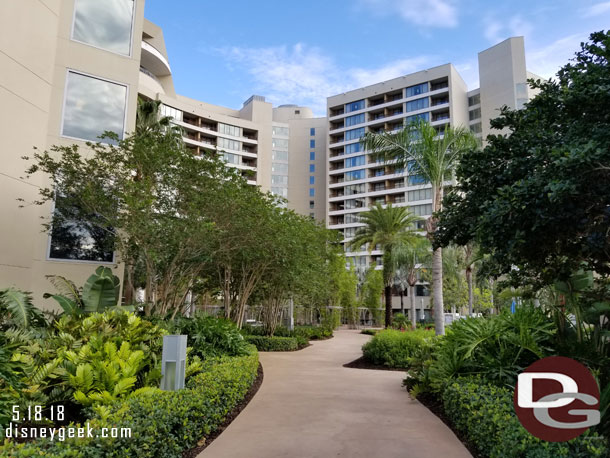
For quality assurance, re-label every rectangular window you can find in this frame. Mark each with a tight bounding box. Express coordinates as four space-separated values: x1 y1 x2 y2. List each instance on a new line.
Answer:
218 137 241 151
72 0 134 55
406 112 429 124
345 128 365 141
468 93 481 106
469 108 481 121
345 170 365 182
410 203 433 216
345 143 361 154
221 153 240 165
61 71 127 143
470 123 482 134
272 138 289 149
272 150 289 161
310 151 315 161
346 100 365 113
310 127 315 136
49 194 115 262
344 155 365 168
271 187 288 198
408 174 429 185
344 227 356 238
219 123 242 137
405 83 428 98
344 183 365 195
272 126 289 136
345 213 361 224
309 164 315 173
406 98 429 112
309 188 315 197
272 163 289 173
310 139 315 148
407 188 432 202
345 113 365 127
160 104 183 122
310 176 315 185
345 198 365 209
309 200 315 209
272 175 288 185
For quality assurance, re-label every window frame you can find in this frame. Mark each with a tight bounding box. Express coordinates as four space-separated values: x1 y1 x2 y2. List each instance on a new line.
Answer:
70 0 136 57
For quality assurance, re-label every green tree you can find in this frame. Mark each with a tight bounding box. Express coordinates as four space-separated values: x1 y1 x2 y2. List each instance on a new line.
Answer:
363 120 478 335
349 203 420 328
392 237 431 329
436 31 610 286
360 267 384 326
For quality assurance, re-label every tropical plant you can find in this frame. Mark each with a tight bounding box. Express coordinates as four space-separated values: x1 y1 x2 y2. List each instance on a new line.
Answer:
391 313 410 330
362 328 434 368
349 203 420 327
45 266 131 315
171 315 249 358
392 236 431 329
363 119 478 335
0 288 46 330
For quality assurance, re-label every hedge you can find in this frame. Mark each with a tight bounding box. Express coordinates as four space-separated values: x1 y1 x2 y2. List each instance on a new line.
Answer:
0 347 259 458
245 335 307 351
442 377 608 458
362 329 434 368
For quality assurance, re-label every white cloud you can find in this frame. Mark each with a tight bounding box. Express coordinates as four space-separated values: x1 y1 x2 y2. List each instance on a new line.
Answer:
216 44 433 115
526 33 589 80
358 0 459 28
580 1 610 17
483 14 533 44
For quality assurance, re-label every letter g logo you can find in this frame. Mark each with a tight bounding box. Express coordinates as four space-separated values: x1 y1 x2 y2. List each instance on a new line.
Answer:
514 357 600 442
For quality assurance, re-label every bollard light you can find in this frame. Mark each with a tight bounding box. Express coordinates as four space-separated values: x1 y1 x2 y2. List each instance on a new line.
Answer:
160 335 187 391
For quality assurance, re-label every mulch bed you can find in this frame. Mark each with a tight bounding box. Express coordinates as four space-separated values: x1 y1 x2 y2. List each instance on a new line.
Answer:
182 362 264 458
343 356 407 372
415 391 482 458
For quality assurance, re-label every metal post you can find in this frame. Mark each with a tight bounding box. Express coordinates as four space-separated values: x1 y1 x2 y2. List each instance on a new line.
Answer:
289 297 294 331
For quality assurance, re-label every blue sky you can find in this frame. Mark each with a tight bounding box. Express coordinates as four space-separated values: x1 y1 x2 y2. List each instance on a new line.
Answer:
144 0 610 115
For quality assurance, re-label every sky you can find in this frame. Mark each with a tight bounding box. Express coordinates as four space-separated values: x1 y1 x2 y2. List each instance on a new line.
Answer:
144 0 610 115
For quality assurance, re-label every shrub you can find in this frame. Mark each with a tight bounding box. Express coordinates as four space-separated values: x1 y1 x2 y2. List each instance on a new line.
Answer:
442 377 607 458
360 328 378 336
171 314 249 358
0 348 259 458
245 335 305 351
241 325 332 340
362 329 434 368
391 313 411 330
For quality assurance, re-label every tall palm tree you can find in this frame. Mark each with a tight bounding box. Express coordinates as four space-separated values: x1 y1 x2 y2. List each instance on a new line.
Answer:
349 203 420 328
362 119 478 335
392 236 432 330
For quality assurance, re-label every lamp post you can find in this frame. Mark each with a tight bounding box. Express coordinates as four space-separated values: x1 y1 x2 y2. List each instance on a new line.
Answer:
160 335 187 391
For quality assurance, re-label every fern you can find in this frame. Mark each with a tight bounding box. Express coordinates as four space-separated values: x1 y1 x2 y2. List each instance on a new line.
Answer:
0 288 46 329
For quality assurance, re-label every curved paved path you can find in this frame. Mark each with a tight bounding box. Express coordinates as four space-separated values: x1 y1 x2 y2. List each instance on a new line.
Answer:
199 329 471 458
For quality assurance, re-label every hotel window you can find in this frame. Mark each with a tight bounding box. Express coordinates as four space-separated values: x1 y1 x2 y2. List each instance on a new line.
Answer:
345 184 365 195
405 83 428 98
345 128 365 141
310 176 315 185
272 163 289 173
468 94 480 106
309 188 315 197
310 127 316 136
310 151 315 161
410 203 433 216
219 123 242 137
345 170 364 181
272 150 289 161
218 137 241 151
272 175 288 185
271 187 288 198
272 138 289 149
344 227 356 238
345 113 365 127
310 139 315 148
310 213 315 218
61 71 127 143
469 108 481 121
344 155 365 168
407 188 432 202
345 198 365 209
309 164 315 173
72 0 135 55
160 104 183 122
221 153 240 165
49 194 115 262
406 98 429 112
345 213 360 224
408 174 428 185
272 126 289 136
406 112 429 124
346 100 365 113
310 200 315 209
345 143 361 154
470 123 482 134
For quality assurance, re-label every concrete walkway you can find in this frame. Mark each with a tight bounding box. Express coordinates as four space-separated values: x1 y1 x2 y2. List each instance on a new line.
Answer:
199 329 472 458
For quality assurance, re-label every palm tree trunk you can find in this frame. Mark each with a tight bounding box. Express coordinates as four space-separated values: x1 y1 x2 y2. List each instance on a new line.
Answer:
432 247 445 335
466 266 473 316
409 284 416 330
384 285 392 328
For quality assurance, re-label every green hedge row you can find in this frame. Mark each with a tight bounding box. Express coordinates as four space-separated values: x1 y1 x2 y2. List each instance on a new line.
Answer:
245 335 307 351
0 347 259 458
442 377 608 458
362 329 434 368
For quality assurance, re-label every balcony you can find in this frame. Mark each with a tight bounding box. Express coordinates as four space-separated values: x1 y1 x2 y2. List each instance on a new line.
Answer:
140 41 171 77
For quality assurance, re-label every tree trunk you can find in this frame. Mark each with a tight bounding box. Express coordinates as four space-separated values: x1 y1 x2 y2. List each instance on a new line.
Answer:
432 246 445 335
466 266 473 316
400 290 404 314
409 284 416 330
384 285 392 328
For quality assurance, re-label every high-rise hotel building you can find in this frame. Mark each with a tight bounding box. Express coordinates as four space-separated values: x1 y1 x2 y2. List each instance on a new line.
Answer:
326 37 541 310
